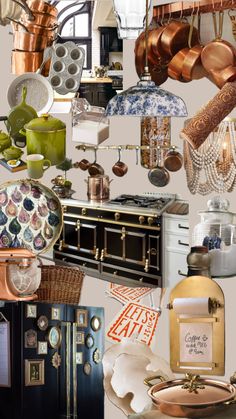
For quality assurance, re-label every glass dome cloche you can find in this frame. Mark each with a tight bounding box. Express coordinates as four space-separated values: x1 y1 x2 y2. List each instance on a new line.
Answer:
193 197 236 278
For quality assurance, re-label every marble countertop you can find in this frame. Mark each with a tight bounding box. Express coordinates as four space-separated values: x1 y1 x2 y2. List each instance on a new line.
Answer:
80 77 113 83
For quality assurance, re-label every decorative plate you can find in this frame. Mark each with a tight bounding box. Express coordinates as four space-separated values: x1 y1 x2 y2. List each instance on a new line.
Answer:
47 326 62 349
91 316 101 332
85 334 94 349
37 315 49 331
0 179 62 255
83 362 92 376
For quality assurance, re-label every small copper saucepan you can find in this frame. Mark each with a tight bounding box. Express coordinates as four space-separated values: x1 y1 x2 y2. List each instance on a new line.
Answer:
112 148 128 177
145 374 236 418
88 149 104 176
13 29 48 52
164 146 183 172
12 20 58 37
201 11 236 72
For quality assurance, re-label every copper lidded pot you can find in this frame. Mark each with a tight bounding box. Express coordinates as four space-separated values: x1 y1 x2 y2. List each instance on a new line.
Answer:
144 374 236 418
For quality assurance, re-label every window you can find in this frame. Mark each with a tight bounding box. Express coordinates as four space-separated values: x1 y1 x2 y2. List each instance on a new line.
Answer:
51 1 93 69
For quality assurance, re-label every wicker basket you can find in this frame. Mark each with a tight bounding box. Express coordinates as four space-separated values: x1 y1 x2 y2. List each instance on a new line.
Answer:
37 265 84 305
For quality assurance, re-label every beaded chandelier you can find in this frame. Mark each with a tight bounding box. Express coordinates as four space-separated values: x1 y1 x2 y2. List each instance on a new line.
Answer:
184 118 236 195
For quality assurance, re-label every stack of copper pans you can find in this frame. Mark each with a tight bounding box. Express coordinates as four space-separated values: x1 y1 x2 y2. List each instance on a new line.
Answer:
11 0 58 75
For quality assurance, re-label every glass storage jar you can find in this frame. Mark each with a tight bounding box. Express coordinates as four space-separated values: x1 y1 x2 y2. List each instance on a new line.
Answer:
193 197 236 277
140 117 171 169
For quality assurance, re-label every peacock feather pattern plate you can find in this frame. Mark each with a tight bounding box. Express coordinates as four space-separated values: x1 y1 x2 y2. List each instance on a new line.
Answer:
0 179 62 254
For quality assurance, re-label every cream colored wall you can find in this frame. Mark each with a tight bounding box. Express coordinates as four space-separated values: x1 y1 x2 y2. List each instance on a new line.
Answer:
1 11 236 418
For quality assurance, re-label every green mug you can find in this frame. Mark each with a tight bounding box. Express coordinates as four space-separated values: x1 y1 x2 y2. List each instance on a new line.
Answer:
26 154 51 179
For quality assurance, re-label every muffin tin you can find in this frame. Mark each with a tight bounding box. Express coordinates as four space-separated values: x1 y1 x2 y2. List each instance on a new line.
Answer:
48 41 85 95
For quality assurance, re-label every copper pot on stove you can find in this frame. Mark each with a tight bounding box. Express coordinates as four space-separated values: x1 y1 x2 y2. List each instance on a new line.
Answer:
85 175 113 202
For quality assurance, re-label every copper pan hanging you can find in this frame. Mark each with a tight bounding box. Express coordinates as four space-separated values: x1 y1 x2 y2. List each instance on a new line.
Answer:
160 18 199 57
182 12 207 81
25 0 58 17
201 11 236 76
168 12 196 82
21 10 57 27
12 50 43 74
135 31 168 86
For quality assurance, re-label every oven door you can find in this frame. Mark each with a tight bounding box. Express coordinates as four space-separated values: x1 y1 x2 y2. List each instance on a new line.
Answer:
59 216 99 258
102 224 161 274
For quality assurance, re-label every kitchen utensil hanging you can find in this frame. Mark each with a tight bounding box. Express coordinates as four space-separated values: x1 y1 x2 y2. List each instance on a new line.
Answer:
148 148 170 187
88 149 104 176
184 118 236 195
112 148 128 177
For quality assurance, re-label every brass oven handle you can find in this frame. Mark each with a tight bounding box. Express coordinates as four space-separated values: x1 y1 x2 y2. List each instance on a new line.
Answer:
144 259 149 273
178 240 189 247
94 248 100 260
121 227 126 240
144 375 166 388
147 248 157 256
178 223 189 230
100 249 105 261
75 220 80 231
178 270 187 277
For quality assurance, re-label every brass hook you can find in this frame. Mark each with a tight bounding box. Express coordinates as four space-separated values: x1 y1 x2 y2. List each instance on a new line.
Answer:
212 0 215 10
168 3 172 23
179 1 183 20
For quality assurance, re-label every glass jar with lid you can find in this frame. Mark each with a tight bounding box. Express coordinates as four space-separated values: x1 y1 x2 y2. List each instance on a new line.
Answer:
193 197 236 277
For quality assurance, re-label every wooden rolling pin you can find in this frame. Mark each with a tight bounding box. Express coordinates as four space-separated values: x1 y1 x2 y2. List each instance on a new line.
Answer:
180 81 236 149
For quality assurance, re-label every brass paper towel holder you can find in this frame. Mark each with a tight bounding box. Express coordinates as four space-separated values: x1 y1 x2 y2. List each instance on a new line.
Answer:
168 275 225 376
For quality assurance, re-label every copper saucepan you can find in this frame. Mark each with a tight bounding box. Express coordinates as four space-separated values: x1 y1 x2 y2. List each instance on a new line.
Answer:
135 31 168 86
182 13 207 81
12 20 58 36
26 0 58 17
201 11 236 72
112 148 128 177
161 19 199 57
12 50 43 74
148 24 170 64
168 13 196 82
145 374 236 418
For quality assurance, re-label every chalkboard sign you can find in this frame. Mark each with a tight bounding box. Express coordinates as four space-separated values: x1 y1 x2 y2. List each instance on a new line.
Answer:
0 320 11 387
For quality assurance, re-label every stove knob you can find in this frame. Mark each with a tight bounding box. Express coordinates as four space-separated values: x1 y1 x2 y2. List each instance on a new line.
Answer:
82 208 87 216
139 216 145 224
114 212 120 221
148 217 154 226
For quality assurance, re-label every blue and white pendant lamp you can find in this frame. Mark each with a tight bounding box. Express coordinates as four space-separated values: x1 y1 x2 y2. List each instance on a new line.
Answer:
106 0 188 117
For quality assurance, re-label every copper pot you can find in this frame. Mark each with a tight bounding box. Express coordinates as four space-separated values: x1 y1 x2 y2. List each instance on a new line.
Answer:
161 20 199 57
88 149 104 176
12 20 58 36
85 175 113 202
11 50 43 74
148 25 170 64
26 0 58 17
21 10 57 27
145 374 236 418
13 30 48 51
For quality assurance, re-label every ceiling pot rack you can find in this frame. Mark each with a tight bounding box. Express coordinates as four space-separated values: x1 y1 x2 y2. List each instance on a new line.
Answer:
153 0 236 20
76 144 176 151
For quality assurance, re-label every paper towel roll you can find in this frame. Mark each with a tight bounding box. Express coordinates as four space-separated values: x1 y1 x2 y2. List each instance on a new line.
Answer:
173 298 210 316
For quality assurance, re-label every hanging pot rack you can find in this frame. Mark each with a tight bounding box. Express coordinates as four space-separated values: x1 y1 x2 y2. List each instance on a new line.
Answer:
76 144 176 151
153 0 236 20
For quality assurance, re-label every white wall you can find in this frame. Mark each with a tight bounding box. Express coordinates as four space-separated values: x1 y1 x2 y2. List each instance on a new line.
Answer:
1 12 236 419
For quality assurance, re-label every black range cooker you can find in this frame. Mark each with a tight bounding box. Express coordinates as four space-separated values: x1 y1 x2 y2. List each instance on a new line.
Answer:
54 194 175 288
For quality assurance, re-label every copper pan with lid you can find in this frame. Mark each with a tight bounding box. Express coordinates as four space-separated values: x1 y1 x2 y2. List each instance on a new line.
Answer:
144 373 236 418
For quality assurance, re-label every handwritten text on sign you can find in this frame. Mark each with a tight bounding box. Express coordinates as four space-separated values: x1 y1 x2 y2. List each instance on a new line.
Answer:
180 323 213 363
106 302 159 346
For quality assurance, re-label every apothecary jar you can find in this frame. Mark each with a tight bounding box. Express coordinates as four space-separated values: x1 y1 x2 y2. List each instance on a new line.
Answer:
193 197 236 277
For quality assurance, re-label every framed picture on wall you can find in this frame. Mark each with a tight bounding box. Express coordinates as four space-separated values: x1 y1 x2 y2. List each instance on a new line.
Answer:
37 342 48 355
76 309 88 327
25 304 37 319
25 360 45 386
25 329 37 349
76 331 85 345
51 307 61 321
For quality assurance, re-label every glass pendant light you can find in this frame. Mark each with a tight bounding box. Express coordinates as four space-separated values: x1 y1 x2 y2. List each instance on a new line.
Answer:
106 1 188 118
113 0 152 39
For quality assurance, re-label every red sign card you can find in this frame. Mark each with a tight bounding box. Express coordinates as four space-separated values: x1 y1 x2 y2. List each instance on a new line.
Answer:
106 302 159 346
107 283 153 304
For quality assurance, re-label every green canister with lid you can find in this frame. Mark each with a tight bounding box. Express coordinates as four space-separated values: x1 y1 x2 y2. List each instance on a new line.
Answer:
21 114 66 166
